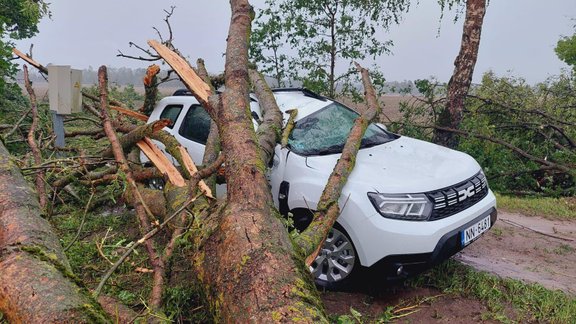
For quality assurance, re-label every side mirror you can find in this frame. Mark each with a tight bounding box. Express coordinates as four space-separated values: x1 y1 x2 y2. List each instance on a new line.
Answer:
376 123 388 131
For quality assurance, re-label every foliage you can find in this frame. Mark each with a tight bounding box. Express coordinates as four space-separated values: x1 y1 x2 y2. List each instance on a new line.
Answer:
0 1 49 151
330 307 363 323
82 84 144 109
0 0 49 93
555 32 576 71
460 73 575 196
163 285 210 323
392 72 576 197
250 0 410 99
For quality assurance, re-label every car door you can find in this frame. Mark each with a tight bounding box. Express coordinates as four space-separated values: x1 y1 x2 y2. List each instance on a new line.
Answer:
174 104 212 164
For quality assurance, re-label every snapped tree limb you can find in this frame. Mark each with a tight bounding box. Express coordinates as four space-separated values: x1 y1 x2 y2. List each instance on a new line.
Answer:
296 63 382 266
96 66 166 310
249 69 283 164
23 65 47 210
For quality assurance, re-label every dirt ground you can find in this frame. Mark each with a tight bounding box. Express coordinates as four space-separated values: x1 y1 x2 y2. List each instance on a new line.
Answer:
322 211 576 322
456 211 576 295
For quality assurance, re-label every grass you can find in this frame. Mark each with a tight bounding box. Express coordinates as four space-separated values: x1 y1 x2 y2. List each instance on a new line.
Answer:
409 260 576 323
495 192 576 220
50 197 210 322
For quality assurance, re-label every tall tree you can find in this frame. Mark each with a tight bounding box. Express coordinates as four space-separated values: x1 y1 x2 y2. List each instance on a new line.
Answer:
250 0 410 98
434 0 487 148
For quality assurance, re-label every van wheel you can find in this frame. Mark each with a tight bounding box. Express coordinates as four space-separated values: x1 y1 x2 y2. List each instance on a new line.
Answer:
309 224 358 289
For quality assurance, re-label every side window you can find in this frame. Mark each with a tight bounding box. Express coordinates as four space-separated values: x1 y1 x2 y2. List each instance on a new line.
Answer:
178 105 211 144
160 104 183 129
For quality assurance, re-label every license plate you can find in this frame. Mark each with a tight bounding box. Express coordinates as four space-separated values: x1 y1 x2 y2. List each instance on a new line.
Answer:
461 215 491 246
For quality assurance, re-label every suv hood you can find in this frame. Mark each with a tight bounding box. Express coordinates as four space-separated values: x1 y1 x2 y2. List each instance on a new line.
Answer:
303 136 481 193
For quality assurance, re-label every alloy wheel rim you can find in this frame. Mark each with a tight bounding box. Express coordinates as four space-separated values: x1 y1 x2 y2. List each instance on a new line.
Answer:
309 227 355 283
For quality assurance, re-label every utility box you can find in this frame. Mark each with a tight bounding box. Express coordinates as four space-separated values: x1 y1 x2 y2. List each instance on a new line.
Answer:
48 65 82 114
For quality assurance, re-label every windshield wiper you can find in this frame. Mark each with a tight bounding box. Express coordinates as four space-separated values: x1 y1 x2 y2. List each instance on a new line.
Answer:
316 144 344 155
361 137 383 149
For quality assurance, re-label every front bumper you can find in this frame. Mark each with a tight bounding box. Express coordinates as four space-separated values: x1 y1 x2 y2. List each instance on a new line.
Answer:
370 207 497 281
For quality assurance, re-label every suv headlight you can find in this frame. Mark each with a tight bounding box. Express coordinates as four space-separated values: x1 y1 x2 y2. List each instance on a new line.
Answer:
367 193 433 221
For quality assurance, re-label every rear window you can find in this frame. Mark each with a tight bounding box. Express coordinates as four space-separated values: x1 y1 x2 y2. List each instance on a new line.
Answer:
160 104 183 129
178 105 211 144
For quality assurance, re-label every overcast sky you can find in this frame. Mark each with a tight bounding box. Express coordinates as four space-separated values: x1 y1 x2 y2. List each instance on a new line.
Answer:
14 0 576 84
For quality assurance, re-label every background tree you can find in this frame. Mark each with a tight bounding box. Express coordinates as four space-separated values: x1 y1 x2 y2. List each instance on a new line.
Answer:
555 30 576 72
0 0 49 95
434 0 487 148
250 0 410 98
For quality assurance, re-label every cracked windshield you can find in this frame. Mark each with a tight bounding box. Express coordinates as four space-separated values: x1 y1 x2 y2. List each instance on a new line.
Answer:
288 102 396 155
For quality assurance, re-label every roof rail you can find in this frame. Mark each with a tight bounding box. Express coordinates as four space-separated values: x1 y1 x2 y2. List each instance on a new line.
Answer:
270 87 327 102
173 88 257 102
173 89 192 96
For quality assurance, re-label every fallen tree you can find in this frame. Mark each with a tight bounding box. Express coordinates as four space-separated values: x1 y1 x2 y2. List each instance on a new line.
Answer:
0 140 110 323
3 1 389 321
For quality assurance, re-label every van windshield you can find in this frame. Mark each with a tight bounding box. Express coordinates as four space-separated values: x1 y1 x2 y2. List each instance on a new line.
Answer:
287 102 398 156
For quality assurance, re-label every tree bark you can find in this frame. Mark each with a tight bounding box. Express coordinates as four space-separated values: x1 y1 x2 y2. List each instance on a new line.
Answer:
196 58 221 193
100 119 170 158
142 64 160 116
0 141 110 323
199 1 325 321
150 1 327 321
434 0 486 148
249 69 283 163
23 65 47 210
96 66 166 311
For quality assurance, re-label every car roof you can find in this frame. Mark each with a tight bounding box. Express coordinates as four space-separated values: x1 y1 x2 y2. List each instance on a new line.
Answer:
270 89 332 122
166 88 333 123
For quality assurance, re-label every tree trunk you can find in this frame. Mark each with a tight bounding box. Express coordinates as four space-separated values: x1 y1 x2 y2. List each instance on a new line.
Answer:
249 68 283 163
149 1 327 321
194 1 326 321
0 141 110 323
434 0 486 148
23 65 47 210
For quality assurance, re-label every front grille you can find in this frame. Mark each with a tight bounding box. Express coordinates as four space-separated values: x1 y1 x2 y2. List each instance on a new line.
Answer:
426 171 488 221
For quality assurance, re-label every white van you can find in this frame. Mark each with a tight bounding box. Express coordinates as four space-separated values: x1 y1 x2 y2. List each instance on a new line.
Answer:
143 88 497 288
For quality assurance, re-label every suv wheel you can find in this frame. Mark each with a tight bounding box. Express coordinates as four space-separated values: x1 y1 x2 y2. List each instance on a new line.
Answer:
147 178 165 190
310 225 357 288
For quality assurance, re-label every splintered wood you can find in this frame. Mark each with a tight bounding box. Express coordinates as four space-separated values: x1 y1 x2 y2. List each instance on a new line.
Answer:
12 48 49 74
137 138 186 187
110 105 149 122
147 40 212 104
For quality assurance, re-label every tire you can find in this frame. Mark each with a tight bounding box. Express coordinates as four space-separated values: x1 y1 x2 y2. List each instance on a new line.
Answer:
309 224 359 289
147 178 165 190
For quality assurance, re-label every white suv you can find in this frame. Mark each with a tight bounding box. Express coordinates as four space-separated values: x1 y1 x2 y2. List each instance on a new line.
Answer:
143 88 497 288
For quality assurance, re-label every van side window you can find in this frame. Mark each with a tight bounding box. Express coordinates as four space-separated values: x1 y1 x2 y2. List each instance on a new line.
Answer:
160 104 183 129
178 105 211 144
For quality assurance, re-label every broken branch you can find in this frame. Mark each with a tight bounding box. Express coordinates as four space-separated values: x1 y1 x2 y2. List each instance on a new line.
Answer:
147 40 213 112
93 194 200 299
296 63 382 266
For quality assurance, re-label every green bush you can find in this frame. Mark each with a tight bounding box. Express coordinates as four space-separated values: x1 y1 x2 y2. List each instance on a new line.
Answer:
391 72 576 197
